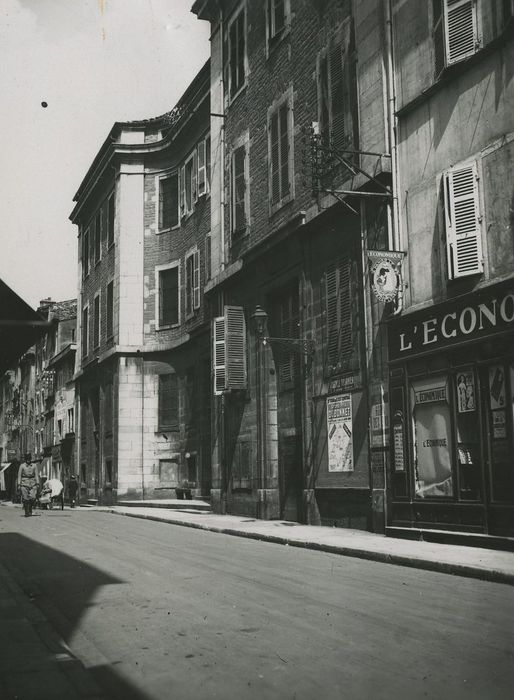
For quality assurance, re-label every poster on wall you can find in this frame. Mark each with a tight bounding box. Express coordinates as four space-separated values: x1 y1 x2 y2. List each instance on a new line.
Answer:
489 365 506 410
327 394 353 472
456 371 476 413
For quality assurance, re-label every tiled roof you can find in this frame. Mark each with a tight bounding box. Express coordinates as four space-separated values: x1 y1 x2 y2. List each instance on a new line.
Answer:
47 299 77 321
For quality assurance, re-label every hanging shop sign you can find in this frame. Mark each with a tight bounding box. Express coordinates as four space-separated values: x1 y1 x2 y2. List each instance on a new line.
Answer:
327 394 353 472
368 250 404 303
389 281 514 361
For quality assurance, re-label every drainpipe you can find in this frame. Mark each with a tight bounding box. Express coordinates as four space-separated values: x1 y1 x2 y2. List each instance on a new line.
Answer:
384 0 404 317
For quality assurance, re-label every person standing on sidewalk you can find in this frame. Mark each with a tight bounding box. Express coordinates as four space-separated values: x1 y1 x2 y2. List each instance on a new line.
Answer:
17 453 40 517
68 474 79 508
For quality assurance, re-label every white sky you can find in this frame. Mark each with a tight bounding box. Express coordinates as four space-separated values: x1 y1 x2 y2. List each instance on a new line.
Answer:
0 0 210 309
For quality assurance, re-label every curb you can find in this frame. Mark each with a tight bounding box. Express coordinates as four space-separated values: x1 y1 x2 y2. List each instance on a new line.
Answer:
105 509 514 587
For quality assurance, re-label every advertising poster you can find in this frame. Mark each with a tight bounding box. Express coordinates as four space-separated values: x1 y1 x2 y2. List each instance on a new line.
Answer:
370 383 389 448
489 366 506 410
456 370 475 413
327 394 353 472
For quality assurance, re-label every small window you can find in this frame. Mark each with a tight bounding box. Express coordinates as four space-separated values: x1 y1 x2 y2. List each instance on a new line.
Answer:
228 6 246 98
267 0 288 47
180 153 197 217
158 265 179 328
93 294 100 349
67 407 74 433
83 229 90 277
197 140 208 197
106 280 114 339
107 192 115 248
82 306 89 358
159 173 179 230
94 210 101 264
185 250 200 316
158 373 179 431
443 161 483 280
231 143 247 234
268 95 293 210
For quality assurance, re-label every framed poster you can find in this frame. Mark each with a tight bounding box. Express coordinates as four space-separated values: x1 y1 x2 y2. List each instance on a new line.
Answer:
456 370 475 413
326 394 353 472
489 365 506 410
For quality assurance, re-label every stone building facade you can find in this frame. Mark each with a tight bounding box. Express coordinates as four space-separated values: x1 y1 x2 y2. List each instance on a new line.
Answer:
70 62 212 503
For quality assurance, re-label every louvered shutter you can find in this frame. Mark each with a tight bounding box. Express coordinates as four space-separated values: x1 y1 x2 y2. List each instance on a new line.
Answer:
444 0 478 65
270 111 280 204
329 37 346 151
193 250 200 310
232 144 246 232
197 140 206 197
279 103 290 198
444 162 483 279
225 305 247 390
326 258 352 370
213 316 226 395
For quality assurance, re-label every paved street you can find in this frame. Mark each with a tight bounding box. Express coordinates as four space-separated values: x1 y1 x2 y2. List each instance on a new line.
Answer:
1 505 513 700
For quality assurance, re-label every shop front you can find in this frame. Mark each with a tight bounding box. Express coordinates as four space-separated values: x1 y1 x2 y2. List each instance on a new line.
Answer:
388 280 514 540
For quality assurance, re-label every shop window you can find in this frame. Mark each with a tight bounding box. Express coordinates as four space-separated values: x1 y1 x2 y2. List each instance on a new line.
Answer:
455 369 481 500
410 375 454 498
443 161 483 280
433 0 480 77
486 363 514 502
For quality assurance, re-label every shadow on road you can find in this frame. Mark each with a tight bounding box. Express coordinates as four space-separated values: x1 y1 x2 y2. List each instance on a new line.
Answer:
0 532 153 700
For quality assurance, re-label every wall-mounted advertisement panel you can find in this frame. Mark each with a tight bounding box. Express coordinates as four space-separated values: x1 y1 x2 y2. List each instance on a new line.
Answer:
327 394 353 472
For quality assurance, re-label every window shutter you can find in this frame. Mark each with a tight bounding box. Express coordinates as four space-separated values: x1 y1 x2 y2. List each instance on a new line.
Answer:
444 0 478 65
193 250 200 309
179 165 185 216
206 137 211 193
444 162 483 279
329 37 346 151
193 149 198 203
197 140 206 196
433 0 446 77
279 103 290 198
326 258 352 370
159 374 178 431
213 316 226 395
225 305 246 390
270 111 280 204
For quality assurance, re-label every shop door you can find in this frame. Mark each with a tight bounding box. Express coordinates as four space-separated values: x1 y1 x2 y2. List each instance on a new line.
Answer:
483 363 514 534
280 434 302 521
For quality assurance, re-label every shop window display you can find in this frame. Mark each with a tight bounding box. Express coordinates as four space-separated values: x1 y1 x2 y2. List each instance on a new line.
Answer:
410 375 453 498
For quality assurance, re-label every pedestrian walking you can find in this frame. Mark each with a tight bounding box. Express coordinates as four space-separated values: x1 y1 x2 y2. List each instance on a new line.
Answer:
68 474 79 508
16 453 40 517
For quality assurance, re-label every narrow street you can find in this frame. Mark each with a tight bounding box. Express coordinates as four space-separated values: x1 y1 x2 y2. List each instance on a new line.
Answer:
0 505 513 700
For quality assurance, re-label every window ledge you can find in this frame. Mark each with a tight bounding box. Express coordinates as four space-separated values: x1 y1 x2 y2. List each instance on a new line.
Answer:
227 82 247 108
269 193 294 217
157 224 180 235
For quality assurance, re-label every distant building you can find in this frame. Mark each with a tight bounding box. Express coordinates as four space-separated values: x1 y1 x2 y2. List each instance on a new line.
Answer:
70 62 212 504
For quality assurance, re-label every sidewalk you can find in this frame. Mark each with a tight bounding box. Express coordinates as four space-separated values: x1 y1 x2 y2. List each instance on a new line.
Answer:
98 503 514 586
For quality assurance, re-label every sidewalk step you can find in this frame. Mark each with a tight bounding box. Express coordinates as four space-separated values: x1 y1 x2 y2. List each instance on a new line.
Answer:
116 499 212 512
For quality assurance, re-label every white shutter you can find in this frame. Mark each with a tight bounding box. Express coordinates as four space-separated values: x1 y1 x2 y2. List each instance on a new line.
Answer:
193 250 200 310
197 140 206 197
213 316 226 395
444 161 483 279
225 305 246 390
444 0 478 65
